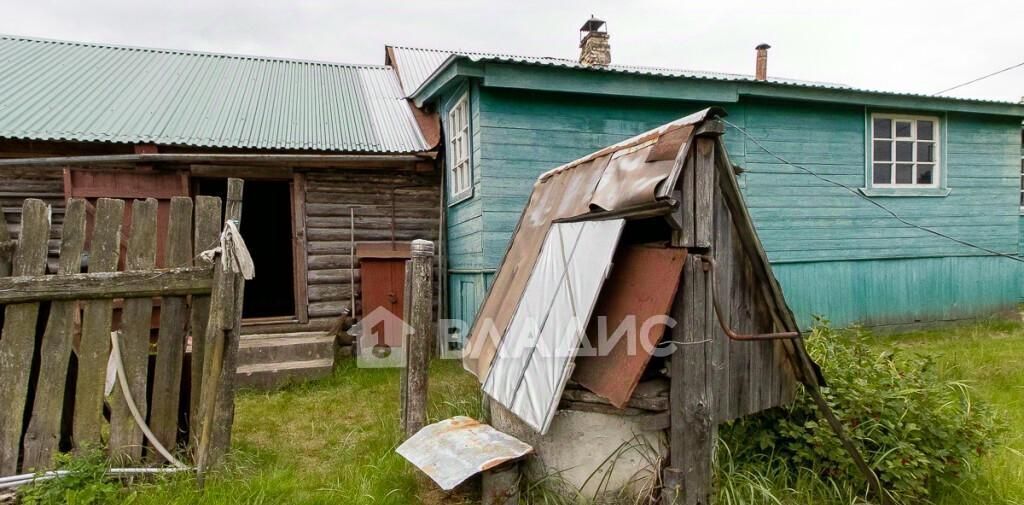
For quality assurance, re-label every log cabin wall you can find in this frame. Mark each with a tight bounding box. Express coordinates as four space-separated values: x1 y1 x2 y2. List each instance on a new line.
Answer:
0 140 443 333
301 167 441 325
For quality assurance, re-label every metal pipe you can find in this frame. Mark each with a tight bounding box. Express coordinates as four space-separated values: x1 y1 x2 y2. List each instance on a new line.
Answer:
700 255 800 341
0 153 431 168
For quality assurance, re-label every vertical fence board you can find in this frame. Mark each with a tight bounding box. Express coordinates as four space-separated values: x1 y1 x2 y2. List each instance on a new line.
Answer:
0 199 51 475
109 199 158 463
21 199 86 471
73 198 124 449
149 197 193 454
0 206 12 277
189 196 221 440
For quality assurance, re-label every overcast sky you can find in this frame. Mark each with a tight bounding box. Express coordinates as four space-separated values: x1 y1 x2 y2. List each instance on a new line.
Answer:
2 0 1022 102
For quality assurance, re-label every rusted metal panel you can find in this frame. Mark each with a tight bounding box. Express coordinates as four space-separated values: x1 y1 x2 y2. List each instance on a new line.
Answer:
572 246 686 409
396 416 532 491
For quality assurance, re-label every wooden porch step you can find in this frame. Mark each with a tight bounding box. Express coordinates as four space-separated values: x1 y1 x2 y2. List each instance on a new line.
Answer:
237 332 334 366
236 358 334 390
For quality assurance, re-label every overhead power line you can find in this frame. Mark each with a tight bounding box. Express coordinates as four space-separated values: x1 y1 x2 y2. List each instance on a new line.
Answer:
721 119 1024 264
933 60 1024 96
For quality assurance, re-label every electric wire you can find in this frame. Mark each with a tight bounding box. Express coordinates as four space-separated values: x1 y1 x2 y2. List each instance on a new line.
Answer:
721 118 1024 264
933 60 1024 95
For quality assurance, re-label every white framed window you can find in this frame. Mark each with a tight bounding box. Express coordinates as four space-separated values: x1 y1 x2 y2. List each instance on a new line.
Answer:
1019 156 1024 210
447 93 472 202
870 113 940 188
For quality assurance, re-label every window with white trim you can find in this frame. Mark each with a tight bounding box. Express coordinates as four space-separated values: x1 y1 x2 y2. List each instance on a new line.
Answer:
1019 156 1024 208
870 114 940 187
447 93 472 202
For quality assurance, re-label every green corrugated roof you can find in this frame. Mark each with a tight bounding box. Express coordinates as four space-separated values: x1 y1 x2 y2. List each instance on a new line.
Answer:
0 35 430 153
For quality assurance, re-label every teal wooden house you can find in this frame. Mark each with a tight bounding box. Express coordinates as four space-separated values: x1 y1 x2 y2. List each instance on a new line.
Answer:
385 25 1024 331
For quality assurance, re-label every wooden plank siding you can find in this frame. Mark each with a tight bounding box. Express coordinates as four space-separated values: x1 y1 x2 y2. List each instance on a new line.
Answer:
441 84 1023 329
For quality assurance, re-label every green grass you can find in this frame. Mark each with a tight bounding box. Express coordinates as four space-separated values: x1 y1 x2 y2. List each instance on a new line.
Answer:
118 359 481 505
19 319 1024 504
861 320 1024 505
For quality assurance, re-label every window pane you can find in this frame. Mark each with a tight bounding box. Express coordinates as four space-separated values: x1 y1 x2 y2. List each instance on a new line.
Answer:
873 118 892 139
917 142 935 162
917 120 934 140
895 121 912 138
917 164 934 185
873 163 891 184
895 141 913 161
873 140 892 162
895 164 913 184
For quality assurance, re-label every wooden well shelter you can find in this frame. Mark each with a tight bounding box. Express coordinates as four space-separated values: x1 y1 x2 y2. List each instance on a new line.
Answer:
0 35 443 386
403 109 877 504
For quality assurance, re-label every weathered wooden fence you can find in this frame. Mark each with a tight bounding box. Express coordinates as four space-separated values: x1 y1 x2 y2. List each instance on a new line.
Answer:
0 178 248 476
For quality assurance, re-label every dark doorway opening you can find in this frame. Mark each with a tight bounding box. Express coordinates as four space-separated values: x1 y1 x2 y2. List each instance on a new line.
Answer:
194 178 296 319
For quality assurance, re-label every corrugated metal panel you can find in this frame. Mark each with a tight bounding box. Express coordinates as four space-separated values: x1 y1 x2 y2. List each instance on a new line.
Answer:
388 45 1021 107
482 219 625 434
387 45 848 97
396 416 532 491
0 35 429 153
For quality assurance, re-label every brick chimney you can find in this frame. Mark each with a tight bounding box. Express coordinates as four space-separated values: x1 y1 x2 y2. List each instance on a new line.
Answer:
755 43 771 81
579 16 610 66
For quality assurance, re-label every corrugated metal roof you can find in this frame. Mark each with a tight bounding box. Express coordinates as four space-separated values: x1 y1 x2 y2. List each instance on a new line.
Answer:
387 45 848 98
388 45 1022 107
0 35 430 152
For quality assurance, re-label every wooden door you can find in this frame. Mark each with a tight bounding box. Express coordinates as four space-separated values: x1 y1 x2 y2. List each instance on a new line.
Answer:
359 258 406 350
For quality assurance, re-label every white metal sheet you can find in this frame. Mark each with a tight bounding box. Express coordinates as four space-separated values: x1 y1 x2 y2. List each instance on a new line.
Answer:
395 416 533 491
482 219 625 434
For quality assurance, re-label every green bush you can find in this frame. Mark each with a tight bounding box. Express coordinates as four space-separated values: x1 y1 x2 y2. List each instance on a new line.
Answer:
719 318 1001 504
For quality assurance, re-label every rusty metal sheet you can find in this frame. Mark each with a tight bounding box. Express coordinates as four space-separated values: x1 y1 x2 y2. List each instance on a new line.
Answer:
588 133 688 211
463 108 717 382
572 246 687 409
396 416 533 491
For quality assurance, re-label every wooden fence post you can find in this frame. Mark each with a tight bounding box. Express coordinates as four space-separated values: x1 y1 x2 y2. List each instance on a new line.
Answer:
196 178 246 479
210 178 246 464
402 239 434 438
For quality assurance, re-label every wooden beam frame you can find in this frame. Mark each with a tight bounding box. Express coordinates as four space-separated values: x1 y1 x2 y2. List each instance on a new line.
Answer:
0 266 213 304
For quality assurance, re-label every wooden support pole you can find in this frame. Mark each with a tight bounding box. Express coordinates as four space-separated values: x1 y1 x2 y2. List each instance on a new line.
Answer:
402 239 434 438
665 134 719 505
